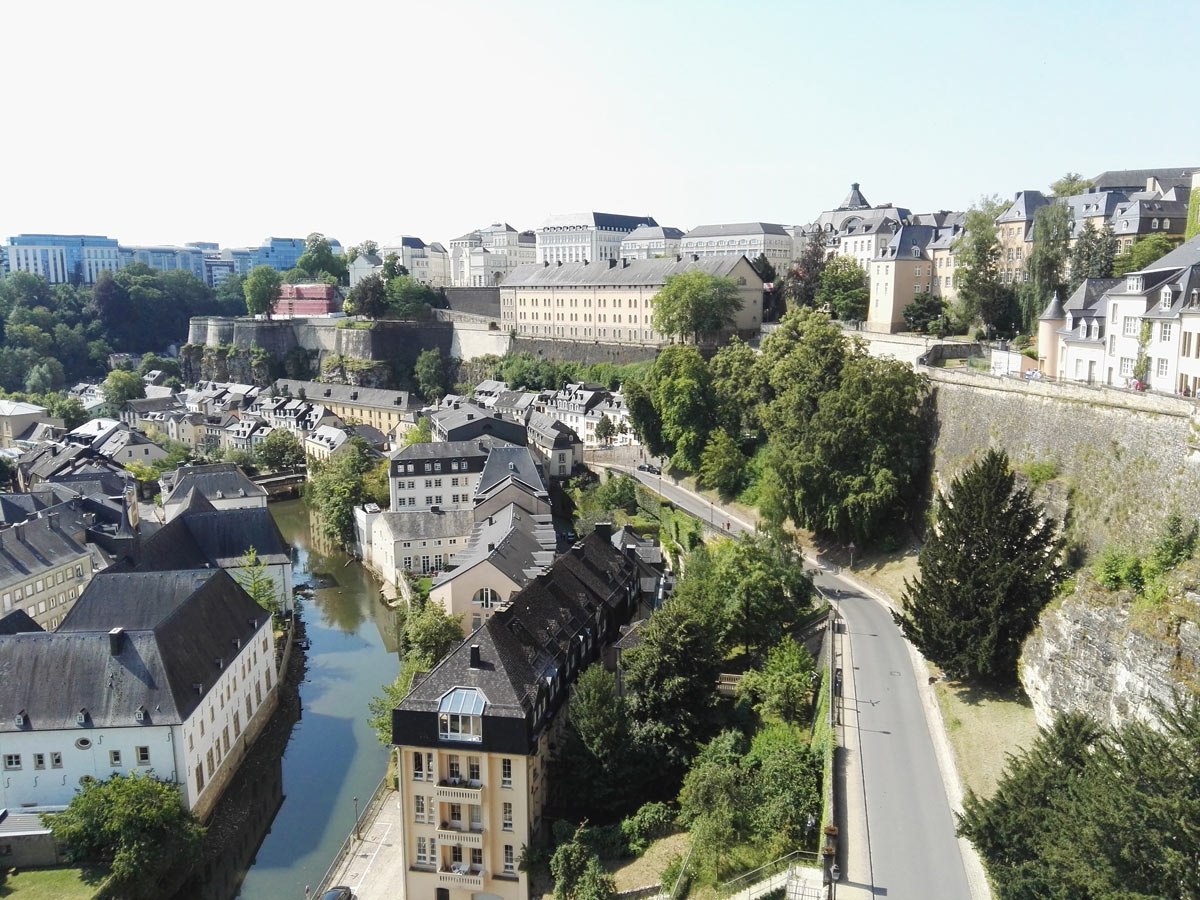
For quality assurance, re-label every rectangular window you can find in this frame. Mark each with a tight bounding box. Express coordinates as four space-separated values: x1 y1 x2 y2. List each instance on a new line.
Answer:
196 764 205 793
415 794 426 823
207 749 215 776
416 837 428 864
1110 335 1117 354
1157 358 1169 377
503 801 513 831
501 758 513 788
109 750 121 767
448 755 461 780
504 844 515 873
452 845 463 864
1120 357 1134 377
438 713 482 742
1161 323 1173 342
3 753 21 770
34 753 45 769
468 757 481 782
1123 316 1139 336
137 746 151 765
471 847 483 867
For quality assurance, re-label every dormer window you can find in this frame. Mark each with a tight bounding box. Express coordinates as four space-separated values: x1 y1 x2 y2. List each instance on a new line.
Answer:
1127 276 1143 292
14 710 26 727
1091 322 1099 339
76 708 88 725
1079 322 1086 338
135 705 147 723
438 688 485 742
1161 288 1172 310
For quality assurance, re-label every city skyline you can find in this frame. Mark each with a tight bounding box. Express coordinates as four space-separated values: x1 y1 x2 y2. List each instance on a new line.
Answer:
3 0 1198 250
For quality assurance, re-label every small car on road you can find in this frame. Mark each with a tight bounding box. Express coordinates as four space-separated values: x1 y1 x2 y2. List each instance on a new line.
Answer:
322 887 353 900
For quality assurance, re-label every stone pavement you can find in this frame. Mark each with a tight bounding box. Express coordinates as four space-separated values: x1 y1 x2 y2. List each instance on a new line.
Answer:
316 787 406 899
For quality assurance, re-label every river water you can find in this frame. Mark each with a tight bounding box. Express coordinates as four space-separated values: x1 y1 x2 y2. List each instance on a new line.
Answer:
231 499 402 899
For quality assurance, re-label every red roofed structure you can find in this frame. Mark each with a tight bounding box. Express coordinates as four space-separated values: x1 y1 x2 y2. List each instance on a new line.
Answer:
272 283 343 317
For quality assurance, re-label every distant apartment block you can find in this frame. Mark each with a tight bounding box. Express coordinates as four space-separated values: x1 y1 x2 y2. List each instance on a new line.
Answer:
119 245 207 281
535 213 658 265
449 224 537 287
619 225 684 261
5 234 121 284
679 222 793 275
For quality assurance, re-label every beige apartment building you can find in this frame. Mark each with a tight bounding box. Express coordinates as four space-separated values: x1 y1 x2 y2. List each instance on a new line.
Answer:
273 380 419 434
500 255 763 346
392 530 647 900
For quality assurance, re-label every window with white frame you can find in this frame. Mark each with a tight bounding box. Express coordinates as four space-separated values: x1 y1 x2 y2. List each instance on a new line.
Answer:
1124 316 1139 336
4 753 21 770
1157 358 1169 377
502 757 513 788
1120 357 1134 376
415 794 427 823
416 837 429 864
1110 335 1117 354
1161 322 1173 342
503 802 513 831
504 844 515 873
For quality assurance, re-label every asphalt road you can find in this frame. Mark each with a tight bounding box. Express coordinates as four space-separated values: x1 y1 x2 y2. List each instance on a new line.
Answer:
606 463 973 898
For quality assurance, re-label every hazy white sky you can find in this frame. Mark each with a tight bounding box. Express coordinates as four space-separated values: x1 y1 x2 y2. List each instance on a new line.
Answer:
4 0 1198 250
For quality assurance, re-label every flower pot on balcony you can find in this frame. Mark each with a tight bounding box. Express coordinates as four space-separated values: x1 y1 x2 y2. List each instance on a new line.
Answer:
824 826 839 837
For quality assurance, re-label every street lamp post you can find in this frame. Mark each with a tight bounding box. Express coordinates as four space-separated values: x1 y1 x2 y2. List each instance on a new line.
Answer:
354 796 360 839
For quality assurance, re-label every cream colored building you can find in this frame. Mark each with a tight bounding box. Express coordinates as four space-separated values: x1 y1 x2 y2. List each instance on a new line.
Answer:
679 223 793 274
867 221 963 333
392 530 646 900
450 224 537 287
273 380 419 435
0 401 62 450
536 213 658 265
0 517 100 631
500 255 763 346
619 225 684 260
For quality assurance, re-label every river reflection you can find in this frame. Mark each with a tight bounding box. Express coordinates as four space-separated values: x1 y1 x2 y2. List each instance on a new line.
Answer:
188 499 402 900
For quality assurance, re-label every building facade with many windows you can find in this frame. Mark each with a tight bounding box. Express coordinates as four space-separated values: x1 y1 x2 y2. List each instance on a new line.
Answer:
535 213 658 265
5 234 121 284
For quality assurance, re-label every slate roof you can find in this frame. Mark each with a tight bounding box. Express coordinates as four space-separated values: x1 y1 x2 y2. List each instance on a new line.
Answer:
0 609 43 635
125 396 184 414
476 446 545 496
431 404 527 445
839 183 870 210
877 224 938 261
1090 167 1197 193
0 569 269 731
623 225 684 242
0 517 95 590
377 509 475 542
401 532 639 722
130 492 290 570
273 379 416 411
500 255 755 288
997 190 1050 223
683 222 789 238
435 504 556 589
539 213 658 232
527 411 580 449
1131 234 1200 272
390 436 515 462
162 463 266 507
0 400 49 417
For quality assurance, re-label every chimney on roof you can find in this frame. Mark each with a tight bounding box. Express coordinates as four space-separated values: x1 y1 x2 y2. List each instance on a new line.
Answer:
594 522 613 539
469 644 481 668
607 258 617 268
543 260 549 267
675 254 682 262
692 253 699 262
557 260 562 266
466 413 474 420
622 258 629 268
487 543 495 552
108 627 124 656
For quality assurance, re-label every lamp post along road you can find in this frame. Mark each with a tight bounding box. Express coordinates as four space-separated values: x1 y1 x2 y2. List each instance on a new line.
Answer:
354 796 360 840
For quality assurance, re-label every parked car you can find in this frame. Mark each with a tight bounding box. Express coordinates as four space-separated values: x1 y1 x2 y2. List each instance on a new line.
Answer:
645 465 661 475
322 888 353 900
636 463 649 471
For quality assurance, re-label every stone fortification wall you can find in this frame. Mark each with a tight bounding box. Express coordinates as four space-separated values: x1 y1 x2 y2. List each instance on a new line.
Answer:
1021 567 1200 732
927 366 1200 556
509 337 660 366
443 287 501 319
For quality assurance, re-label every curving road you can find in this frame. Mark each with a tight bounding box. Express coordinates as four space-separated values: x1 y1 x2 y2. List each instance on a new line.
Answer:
601 462 975 899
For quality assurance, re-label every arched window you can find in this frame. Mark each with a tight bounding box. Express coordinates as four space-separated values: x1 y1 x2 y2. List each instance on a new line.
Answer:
472 587 501 608
1151 218 1159 230
1163 219 1171 230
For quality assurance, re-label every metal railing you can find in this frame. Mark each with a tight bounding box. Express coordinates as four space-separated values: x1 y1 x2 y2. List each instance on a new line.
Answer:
310 774 391 895
717 849 821 897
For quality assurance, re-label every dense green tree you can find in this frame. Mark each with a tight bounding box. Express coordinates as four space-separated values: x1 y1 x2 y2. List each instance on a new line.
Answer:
650 270 743 344
594 413 616 445
363 458 391 508
621 378 665 457
1067 221 1118 292
295 233 348 282
895 449 1064 685
709 537 809 659
387 275 439 318
348 239 379 262
902 293 948 333
745 737 822 853
552 666 637 815
643 346 716 472
699 429 747 497
708 336 765 437
1022 202 1072 329
552 825 615 900
758 308 849 424
781 354 928 542
306 437 375 543
214 273 248 317
42 771 205 900
623 592 724 775
750 253 777 283
415 346 448 401
1049 172 1093 197
781 231 827 312
403 596 464 662
737 638 816 723
235 547 281 618
403 418 433 446
137 353 182 379
102 369 146 414
1111 233 1178 277
382 252 408 281
815 256 868 321
244 265 282 318
344 272 389 319
255 428 305 471
956 197 1019 334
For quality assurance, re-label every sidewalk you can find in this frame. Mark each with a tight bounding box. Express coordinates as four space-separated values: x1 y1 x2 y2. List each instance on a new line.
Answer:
316 787 406 899
829 604 872 900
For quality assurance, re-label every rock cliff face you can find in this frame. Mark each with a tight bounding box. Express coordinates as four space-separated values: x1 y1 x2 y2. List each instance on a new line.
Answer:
1021 566 1200 732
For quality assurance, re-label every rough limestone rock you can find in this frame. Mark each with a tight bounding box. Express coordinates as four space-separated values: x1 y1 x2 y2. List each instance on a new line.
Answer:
1021 566 1200 732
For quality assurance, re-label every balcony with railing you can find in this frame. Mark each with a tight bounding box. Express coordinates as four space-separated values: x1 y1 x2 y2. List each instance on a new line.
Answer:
437 824 484 847
438 865 485 889
436 779 483 802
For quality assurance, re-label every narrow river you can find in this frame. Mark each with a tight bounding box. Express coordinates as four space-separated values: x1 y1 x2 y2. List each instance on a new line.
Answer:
232 499 402 898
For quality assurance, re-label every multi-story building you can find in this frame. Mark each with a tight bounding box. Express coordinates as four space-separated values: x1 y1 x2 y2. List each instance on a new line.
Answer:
391 527 646 900
272 283 343 317
679 223 792 275
388 438 513 513
1038 235 1200 393
118 245 207 281
526 411 582 477
535 213 658 265
450 224 537 287
0 568 277 821
500 255 763 345
219 237 341 277
160 463 269 522
0 401 63 450
867 219 964 333
793 184 912 280
4 234 121 284
378 237 451 288
273 380 419 434
619 226 684 261
430 403 527 446
0 515 103 631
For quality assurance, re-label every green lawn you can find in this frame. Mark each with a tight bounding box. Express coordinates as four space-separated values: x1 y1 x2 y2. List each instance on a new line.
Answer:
0 867 104 899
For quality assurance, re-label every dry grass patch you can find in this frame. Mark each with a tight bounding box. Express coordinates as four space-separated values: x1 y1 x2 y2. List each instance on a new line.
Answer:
607 831 690 892
933 678 1040 799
